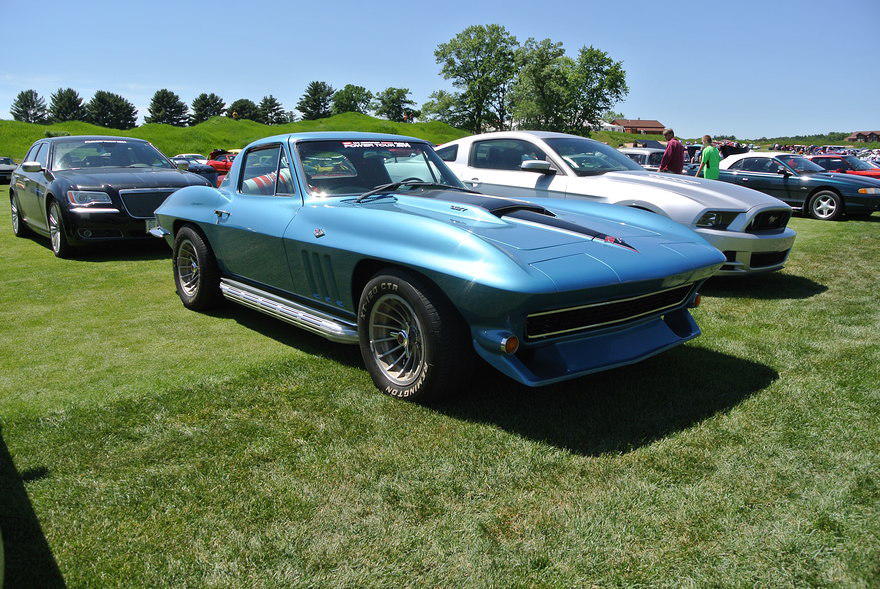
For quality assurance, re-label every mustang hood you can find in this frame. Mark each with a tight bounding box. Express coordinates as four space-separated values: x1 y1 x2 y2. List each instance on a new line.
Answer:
54 167 208 190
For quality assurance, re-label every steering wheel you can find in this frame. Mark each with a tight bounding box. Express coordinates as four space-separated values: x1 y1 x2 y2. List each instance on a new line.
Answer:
398 177 425 185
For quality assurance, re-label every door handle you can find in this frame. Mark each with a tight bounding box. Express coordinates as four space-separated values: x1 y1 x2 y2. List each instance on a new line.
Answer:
214 209 230 218
469 177 480 187
739 177 748 182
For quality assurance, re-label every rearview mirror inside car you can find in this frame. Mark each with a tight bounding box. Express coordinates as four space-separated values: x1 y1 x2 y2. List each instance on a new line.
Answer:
521 160 554 174
21 161 43 173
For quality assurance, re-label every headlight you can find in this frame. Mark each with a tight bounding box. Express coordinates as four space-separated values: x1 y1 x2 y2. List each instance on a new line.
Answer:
67 190 112 205
857 188 880 194
695 211 740 229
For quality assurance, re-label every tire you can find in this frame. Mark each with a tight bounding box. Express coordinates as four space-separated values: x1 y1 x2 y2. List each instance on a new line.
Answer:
358 269 473 402
47 200 74 258
807 190 844 221
172 226 222 310
10 193 29 237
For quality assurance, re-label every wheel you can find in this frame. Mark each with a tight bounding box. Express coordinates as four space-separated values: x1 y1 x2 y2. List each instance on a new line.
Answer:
47 200 74 258
10 193 29 237
172 226 222 310
807 190 843 221
358 269 473 402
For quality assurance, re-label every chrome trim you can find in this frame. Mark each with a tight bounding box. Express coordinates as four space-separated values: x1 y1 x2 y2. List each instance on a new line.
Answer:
220 279 358 344
148 226 170 238
69 207 120 213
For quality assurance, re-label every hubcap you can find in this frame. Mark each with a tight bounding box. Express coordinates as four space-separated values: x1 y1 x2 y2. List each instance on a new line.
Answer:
176 239 200 296
11 199 19 233
48 205 61 252
813 194 837 219
368 294 426 387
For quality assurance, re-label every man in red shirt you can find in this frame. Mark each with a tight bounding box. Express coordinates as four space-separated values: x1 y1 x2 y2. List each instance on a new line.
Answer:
659 128 685 174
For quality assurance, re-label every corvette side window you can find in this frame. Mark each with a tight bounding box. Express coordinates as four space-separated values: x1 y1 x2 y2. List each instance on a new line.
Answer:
275 150 295 195
240 145 285 196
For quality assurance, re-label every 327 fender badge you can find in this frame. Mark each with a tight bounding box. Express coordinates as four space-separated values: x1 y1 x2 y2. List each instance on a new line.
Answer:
314 228 325 238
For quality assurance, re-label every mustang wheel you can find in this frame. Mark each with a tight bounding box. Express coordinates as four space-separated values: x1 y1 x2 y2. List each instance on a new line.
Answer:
47 200 73 258
808 190 843 221
358 269 473 402
11 194 28 237
173 226 222 310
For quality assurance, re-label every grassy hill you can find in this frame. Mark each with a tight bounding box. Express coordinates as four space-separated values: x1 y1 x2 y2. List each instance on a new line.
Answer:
0 113 472 160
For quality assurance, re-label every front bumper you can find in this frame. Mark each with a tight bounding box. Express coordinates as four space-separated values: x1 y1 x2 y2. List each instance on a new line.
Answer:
696 226 797 275
63 207 154 243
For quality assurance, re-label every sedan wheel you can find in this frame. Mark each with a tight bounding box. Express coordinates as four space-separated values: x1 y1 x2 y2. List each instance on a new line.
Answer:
11 196 27 237
47 201 73 257
809 191 843 221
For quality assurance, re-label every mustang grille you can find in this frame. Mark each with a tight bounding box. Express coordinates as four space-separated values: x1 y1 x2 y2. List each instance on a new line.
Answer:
526 284 694 340
118 188 176 219
747 209 791 232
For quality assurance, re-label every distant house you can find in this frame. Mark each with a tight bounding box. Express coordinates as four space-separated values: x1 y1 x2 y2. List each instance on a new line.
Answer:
845 131 880 142
594 120 625 133
612 118 666 135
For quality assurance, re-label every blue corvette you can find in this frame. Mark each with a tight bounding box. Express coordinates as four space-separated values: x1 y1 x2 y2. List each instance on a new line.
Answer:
150 132 725 400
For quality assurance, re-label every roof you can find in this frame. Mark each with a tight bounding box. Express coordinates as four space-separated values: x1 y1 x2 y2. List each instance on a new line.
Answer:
619 147 664 154
719 151 792 168
38 135 148 143
250 131 427 147
611 119 666 129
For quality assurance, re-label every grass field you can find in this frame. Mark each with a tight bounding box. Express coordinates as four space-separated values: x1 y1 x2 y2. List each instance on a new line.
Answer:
0 196 878 586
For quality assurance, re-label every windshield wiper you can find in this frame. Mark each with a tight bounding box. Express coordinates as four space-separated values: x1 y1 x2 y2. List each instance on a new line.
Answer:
355 181 479 203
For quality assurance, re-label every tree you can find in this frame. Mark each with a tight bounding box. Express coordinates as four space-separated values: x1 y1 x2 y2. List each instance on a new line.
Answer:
373 87 419 122
10 89 48 123
226 98 259 121
144 89 189 126
296 81 334 120
331 84 373 115
421 90 469 129
190 92 225 124
48 88 86 122
85 91 137 129
509 38 570 131
563 46 628 133
257 95 287 125
601 110 626 122
433 24 519 132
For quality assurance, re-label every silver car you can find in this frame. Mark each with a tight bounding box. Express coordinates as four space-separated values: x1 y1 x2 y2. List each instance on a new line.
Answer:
437 131 796 276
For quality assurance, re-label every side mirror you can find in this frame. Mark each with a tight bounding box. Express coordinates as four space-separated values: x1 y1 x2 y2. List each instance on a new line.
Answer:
21 161 43 173
176 161 190 171
520 160 555 174
776 167 790 176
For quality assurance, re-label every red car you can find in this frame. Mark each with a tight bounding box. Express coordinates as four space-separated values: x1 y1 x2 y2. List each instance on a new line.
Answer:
206 149 235 174
807 155 880 180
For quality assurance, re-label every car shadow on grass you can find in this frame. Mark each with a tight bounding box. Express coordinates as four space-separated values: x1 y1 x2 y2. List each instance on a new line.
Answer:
0 425 66 587
702 272 827 300
431 345 777 457
21 233 170 262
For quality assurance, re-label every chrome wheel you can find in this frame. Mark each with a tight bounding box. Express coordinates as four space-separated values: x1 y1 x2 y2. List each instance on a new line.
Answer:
48 203 62 253
812 194 837 219
176 238 200 296
11 198 20 233
368 293 426 387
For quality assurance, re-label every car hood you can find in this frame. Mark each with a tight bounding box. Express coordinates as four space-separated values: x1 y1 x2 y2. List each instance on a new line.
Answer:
579 170 783 209
811 171 880 187
53 167 208 189
0 164 15 172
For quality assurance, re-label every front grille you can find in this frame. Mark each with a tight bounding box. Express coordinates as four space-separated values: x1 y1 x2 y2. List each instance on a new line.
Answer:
750 250 788 268
118 188 176 219
526 284 694 340
748 209 791 232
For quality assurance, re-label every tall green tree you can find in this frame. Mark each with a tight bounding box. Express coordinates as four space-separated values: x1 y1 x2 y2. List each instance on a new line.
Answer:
10 89 48 123
226 98 259 121
373 87 418 122
296 81 334 120
190 92 225 124
602 110 626 122
86 91 138 129
434 24 518 132
564 46 628 133
509 38 570 131
421 90 469 129
331 84 373 115
145 89 189 126
257 95 287 125
48 88 86 122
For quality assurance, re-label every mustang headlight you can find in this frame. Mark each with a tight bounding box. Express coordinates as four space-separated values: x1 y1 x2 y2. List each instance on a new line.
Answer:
857 188 880 195
67 190 112 206
695 211 740 229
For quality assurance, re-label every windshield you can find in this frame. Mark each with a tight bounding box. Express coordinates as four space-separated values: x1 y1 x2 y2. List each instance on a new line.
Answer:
843 155 876 171
777 154 824 173
544 137 643 175
297 140 464 197
51 139 173 171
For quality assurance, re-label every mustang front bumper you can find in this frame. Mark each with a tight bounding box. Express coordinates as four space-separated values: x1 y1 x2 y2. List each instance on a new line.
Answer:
696 226 796 275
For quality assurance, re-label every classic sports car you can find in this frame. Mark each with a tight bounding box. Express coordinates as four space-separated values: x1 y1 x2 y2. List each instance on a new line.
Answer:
437 132 796 275
9 136 209 257
806 154 880 181
718 152 880 220
0 157 15 184
150 132 725 401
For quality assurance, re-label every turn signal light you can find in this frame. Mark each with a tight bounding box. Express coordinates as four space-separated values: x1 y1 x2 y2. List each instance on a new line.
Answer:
501 336 520 355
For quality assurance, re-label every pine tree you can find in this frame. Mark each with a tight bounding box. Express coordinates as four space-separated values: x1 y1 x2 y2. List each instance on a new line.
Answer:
86 91 138 129
10 89 48 123
145 89 189 126
258 95 286 125
190 93 225 125
48 88 86 122
296 81 334 120
226 98 259 121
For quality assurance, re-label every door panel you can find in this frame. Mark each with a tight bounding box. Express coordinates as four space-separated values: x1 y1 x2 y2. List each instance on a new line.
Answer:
471 168 568 199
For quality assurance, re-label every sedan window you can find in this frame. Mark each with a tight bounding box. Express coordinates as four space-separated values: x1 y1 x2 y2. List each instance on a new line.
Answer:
34 144 49 167
471 139 550 171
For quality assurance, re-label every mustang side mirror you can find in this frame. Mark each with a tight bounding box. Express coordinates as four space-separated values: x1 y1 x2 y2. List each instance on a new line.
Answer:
21 161 43 173
176 161 190 171
776 167 790 176
521 160 555 174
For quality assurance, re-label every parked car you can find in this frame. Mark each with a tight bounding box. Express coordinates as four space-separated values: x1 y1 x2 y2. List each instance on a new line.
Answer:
437 131 796 275
806 154 880 181
718 152 880 220
206 149 236 173
9 135 209 257
149 132 724 400
170 157 219 187
0 157 15 184
619 147 664 171
172 153 208 165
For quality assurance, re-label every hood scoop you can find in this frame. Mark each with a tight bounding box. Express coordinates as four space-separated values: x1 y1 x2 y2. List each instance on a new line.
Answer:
502 209 639 252
414 191 554 217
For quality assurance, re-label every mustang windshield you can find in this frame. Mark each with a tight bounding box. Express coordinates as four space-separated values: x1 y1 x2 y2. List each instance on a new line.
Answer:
776 154 824 174
843 155 877 171
297 140 465 197
545 137 643 175
51 139 173 171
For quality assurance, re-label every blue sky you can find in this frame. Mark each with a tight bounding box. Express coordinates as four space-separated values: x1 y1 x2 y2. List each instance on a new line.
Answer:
3 0 878 138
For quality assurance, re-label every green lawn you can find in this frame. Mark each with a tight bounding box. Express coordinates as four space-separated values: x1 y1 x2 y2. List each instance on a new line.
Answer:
0 197 878 586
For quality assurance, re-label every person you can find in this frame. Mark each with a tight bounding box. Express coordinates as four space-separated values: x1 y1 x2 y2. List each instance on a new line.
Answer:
659 128 685 174
695 135 722 180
